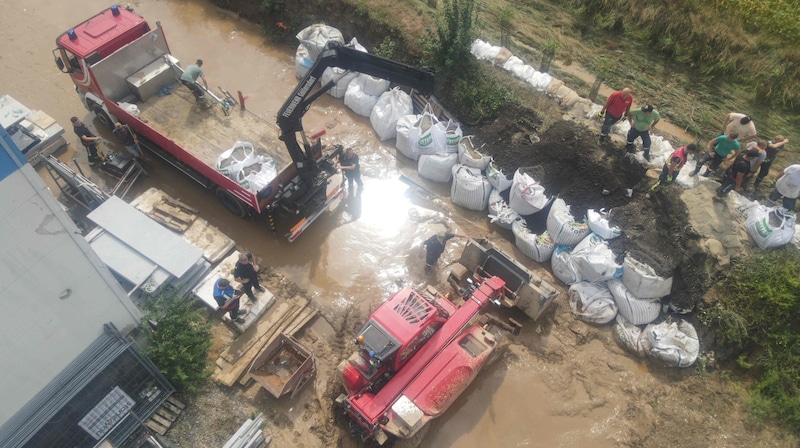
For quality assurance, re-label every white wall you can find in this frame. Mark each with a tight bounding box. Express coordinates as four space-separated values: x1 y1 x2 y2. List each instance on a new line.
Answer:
0 164 141 426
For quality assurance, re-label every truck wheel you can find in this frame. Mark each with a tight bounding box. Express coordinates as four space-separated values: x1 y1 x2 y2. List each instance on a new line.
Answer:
216 188 248 218
92 106 114 129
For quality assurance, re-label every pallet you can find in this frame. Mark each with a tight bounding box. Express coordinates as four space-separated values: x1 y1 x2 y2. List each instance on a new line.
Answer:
145 395 185 435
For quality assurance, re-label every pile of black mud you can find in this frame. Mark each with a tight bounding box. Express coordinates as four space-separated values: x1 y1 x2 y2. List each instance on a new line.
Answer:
465 104 710 310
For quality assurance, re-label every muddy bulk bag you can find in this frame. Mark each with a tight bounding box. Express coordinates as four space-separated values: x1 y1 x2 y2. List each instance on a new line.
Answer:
486 161 513 192
641 320 700 368
344 77 380 117
395 114 421 161
418 153 458 183
216 141 255 179
744 205 797 249
488 189 519 229
547 198 591 246
586 209 622 240
321 67 358 99
296 24 344 60
370 88 413 141
450 164 492 211
509 169 550 216
621 255 673 300
551 245 581 285
458 136 491 170
569 233 622 283
613 315 646 357
568 281 618 325
513 220 556 263
607 278 661 326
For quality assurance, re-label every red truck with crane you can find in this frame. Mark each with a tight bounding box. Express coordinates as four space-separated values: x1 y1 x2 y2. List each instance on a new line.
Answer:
337 276 509 444
53 5 433 241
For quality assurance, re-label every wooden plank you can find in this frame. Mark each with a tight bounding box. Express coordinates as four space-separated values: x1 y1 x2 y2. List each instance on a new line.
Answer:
216 357 232 370
284 309 318 337
150 412 173 427
219 299 297 364
146 419 168 435
214 300 307 386
155 407 178 422
161 195 198 215
166 395 185 410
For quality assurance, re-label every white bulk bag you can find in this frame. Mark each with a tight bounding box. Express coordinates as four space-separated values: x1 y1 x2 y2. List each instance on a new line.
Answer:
547 198 591 245
509 170 550 216
568 282 618 325
358 74 391 97
347 37 367 53
621 255 673 299
569 233 623 283
486 161 513 192
236 155 278 194
512 220 556 263
344 77 380 117
641 320 700 368
458 136 491 170
395 114 420 161
450 164 492 211
415 105 445 156
216 141 255 179
551 245 581 285
586 209 622 240
295 44 314 79
488 189 519 229
418 153 458 183
437 119 462 153
613 315 646 357
370 88 413 141
744 205 797 249
607 278 661 326
296 24 344 60
321 67 358 99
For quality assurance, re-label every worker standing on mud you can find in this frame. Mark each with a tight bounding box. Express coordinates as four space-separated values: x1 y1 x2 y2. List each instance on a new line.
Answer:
647 143 697 197
692 133 740 177
754 135 790 191
234 252 265 301
112 122 142 159
71 116 102 166
768 164 800 211
338 147 363 195
715 149 760 199
599 87 634 141
180 59 208 102
420 230 466 273
722 112 757 143
625 105 660 161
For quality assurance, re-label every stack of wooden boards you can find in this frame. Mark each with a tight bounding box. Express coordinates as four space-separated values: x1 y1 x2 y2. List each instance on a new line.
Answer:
145 395 185 435
212 295 317 387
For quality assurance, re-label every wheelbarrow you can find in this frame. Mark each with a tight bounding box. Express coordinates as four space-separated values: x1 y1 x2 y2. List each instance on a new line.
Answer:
248 333 315 401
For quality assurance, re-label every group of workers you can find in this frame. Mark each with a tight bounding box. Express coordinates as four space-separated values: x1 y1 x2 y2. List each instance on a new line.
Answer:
212 252 266 324
600 88 798 210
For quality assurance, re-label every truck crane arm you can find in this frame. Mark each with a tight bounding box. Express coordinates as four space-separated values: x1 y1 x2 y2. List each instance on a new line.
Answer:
276 41 434 178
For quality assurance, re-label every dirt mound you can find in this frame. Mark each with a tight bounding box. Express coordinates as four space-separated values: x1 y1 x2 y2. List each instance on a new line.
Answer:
466 104 709 309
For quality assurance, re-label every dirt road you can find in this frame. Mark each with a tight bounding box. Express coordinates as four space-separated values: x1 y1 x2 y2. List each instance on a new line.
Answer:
3 1 795 447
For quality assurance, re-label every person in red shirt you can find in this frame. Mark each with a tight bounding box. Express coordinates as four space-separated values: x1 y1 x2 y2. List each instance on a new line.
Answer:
599 87 633 140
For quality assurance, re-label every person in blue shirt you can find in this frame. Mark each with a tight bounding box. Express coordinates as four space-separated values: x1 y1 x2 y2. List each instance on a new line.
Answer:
213 278 246 323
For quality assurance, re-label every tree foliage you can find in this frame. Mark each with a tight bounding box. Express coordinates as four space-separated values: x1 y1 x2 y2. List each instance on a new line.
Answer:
426 0 479 82
142 292 213 395
701 248 800 432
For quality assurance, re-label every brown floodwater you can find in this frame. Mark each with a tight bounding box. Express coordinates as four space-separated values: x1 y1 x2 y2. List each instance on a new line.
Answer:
1 1 639 446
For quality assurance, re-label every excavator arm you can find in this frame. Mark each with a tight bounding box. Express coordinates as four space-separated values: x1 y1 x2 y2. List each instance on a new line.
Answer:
277 41 434 178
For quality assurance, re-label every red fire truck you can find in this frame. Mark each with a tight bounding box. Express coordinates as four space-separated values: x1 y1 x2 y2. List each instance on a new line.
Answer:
53 6 433 241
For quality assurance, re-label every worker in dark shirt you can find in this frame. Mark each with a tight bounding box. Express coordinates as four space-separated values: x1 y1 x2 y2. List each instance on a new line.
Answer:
420 230 466 272
716 149 761 199
233 252 265 301
71 116 102 165
112 122 142 158
338 147 363 194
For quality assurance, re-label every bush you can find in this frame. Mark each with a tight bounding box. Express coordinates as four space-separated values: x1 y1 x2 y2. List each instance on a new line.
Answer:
702 248 800 432
142 292 213 394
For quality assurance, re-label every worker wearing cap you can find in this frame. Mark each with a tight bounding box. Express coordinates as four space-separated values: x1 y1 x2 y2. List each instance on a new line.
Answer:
716 149 761 198
420 230 465 272
625 104 660 161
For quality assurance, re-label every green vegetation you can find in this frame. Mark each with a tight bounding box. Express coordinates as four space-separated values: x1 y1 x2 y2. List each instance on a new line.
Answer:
699 248 800 432
141 292 213 394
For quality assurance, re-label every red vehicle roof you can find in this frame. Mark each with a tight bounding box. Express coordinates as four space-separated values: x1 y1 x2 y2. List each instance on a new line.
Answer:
56 6 147 58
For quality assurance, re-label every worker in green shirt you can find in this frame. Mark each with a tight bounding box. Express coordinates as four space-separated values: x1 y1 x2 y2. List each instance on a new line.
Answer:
625 105 660 161
180 59 208 102
691 133 741 177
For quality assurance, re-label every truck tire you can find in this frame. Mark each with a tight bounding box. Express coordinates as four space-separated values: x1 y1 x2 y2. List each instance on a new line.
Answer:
92 106 114 129
216 188 248 218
